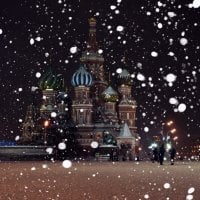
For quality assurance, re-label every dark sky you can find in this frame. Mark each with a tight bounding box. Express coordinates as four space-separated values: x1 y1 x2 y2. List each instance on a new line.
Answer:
0 0 200 146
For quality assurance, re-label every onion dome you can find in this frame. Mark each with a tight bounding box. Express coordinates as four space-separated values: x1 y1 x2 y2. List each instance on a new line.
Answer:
71 65 93 87
102 86 118 102
118 69 132 85
38 69 63 90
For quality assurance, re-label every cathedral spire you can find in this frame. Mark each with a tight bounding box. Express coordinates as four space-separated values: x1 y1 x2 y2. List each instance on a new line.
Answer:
87 17 98 52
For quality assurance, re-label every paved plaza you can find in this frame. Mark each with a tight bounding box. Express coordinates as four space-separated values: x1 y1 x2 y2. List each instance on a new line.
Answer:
0 160 199 200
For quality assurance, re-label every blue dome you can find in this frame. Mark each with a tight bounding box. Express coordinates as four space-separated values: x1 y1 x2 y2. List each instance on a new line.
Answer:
71 65 93 87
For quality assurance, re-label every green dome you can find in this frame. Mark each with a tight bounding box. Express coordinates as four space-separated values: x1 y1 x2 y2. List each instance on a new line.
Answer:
38 69 63 90
102 86 118 102
118 69 132 85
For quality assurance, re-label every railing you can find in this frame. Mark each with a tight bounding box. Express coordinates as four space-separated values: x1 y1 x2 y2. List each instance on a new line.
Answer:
78 138 103 145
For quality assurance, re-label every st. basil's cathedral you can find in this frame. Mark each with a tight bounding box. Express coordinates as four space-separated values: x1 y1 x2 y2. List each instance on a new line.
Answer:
21 18 140 159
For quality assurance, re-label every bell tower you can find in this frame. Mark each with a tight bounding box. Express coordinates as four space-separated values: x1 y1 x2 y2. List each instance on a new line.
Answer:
81 17 107 99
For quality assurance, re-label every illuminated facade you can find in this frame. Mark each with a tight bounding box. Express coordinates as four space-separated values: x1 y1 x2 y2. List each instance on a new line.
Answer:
22 18 139 158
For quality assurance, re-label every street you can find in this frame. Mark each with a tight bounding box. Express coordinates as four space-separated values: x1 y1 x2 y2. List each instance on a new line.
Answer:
0 160 199 200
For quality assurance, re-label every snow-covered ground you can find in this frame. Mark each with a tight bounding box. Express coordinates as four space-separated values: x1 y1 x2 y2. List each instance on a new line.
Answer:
0 160 199 200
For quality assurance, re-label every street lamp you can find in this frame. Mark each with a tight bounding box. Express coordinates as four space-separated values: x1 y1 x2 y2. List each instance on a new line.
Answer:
170 128 176 134
167 121 173 126
161 120 176 143
44 120 50 145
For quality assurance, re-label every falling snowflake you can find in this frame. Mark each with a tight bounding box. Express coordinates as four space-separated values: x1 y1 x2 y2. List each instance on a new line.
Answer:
116 68 122 73
163 183 171 189
189 0 200 8
151 51 158 57
91 141 99 148
188 187 195 194
15 135 20 141
178 103 186 112
29 38 34 45
116 25 124 32
180 38 188 46
137 73 145 81
157 23 163 29
186 195 194 200
36 72 41 78
165 73 177 83
51 112 57 118
70 46 78 54
62 160 72 168
168 12 176 17
46 147 53 154
110 5 116 10
58 142 66 150
169 97 178 105
98 49 103 54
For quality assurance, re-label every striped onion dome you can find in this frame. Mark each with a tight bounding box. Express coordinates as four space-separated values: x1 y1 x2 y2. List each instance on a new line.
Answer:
102 86 118 102
71 65 93 87
38 69 63 90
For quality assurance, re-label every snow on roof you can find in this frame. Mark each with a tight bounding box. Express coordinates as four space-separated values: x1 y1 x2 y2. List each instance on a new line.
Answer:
118 123 134 138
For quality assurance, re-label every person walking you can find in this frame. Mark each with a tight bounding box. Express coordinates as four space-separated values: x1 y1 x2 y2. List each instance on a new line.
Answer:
159 144 165 165
152 147 158 163
169 146 176 165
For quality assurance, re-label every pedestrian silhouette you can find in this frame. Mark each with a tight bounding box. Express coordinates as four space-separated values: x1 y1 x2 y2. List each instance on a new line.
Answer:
152 147 158 163
159 144 165 165
169 146 176 165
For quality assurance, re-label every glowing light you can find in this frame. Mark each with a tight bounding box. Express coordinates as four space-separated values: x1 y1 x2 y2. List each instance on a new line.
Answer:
167 121 173 126
44 120 50 127
170 128 176 133
166 143 172 150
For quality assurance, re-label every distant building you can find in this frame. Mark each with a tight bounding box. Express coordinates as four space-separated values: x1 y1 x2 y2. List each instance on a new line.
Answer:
21 18 140 158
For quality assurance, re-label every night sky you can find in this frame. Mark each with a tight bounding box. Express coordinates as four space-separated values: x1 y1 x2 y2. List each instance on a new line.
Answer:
0 0 200 146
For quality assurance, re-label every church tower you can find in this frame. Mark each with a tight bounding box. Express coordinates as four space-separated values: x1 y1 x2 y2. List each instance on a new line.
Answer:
71 65 93 125
80 18 107 103
118 69 137 133
21 104 37 142
101 85 119 124
38 68 63 118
